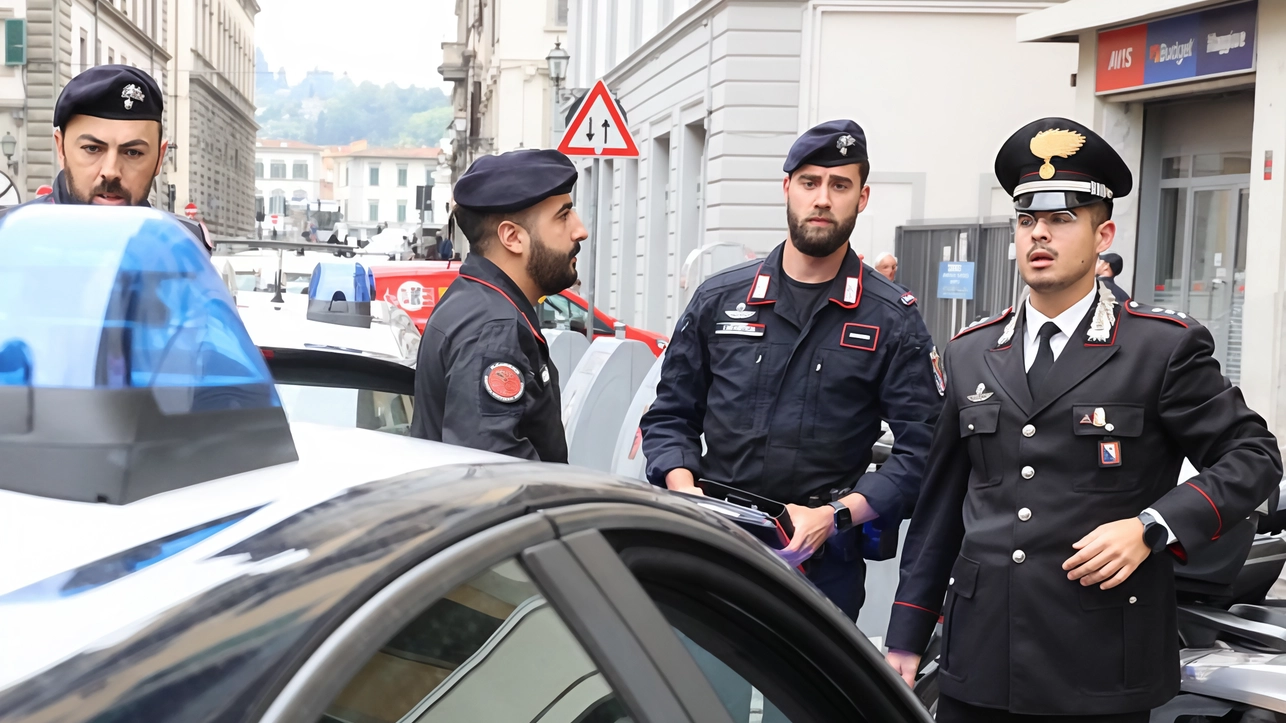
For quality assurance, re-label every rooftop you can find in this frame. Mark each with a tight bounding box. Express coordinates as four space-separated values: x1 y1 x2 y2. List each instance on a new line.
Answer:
255 139 323 151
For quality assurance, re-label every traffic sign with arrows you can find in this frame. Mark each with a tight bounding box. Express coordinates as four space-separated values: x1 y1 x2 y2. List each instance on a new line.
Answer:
557 79 639 158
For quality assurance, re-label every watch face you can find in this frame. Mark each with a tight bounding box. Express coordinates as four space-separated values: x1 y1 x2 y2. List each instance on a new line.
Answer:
1143 523 1167 553
831 502 852 530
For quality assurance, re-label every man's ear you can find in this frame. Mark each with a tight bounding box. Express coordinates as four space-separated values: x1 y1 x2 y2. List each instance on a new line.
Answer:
53 129 66 170
1095 219 1117 255
153 139 170 178
782 173 791 201
494 219 527 255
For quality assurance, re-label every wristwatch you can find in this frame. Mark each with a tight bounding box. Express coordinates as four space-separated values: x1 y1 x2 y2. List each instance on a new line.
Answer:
1138 511 1168 555
828 500 853 531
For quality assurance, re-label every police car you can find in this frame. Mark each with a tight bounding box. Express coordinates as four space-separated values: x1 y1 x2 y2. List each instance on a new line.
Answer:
0 206 932 723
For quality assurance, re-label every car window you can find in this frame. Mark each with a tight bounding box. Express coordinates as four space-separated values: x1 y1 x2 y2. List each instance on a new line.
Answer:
276 384 413 435
319 559 634 723
672 628 793 722
540 295 573 331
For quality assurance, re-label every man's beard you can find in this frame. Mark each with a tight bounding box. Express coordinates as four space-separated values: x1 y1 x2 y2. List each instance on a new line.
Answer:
528 232 580 296
65 174 135 205
786 205 857 258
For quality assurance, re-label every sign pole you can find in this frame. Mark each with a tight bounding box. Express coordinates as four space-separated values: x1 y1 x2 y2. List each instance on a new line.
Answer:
585 157 601 343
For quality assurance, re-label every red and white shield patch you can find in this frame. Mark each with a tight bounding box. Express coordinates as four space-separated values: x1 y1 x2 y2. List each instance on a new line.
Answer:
484 362 525 403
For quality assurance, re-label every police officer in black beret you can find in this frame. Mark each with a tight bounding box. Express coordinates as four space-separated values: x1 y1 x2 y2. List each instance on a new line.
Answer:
410 149 587 462
0 65 209 251
640 119 943 619
885 117 1282 721
1097 251 1129 302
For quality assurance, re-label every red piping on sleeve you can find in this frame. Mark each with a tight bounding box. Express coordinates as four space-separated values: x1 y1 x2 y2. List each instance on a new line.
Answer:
894 601 939 616
1185 481 1223 540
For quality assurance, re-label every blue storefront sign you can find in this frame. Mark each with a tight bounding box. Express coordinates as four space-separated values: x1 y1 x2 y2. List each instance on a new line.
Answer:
1097 0 1256 94
937 262 975 300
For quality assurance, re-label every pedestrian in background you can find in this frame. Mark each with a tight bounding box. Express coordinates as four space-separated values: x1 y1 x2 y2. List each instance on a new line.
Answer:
874 252 898 282
1097 251 1129 302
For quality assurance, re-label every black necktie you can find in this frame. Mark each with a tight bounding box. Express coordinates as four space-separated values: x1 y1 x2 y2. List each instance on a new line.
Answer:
1027 321 1060 395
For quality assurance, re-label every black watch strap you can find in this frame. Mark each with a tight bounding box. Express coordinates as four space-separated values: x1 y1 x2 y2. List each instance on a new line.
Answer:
1138 512 1168 554
829 500 853 531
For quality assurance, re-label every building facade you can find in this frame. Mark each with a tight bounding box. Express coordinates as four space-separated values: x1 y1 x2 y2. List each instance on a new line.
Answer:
1018 0 1281 434
325 140 445 239
565 0 1078 337
438 0 570 181
7 0 171 203
165 0 257 237
254 138 320 216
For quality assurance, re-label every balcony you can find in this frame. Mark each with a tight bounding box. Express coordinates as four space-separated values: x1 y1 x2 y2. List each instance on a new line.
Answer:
438 42 472 83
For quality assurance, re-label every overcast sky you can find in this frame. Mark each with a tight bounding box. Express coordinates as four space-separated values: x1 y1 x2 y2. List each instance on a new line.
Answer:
256 0 455 89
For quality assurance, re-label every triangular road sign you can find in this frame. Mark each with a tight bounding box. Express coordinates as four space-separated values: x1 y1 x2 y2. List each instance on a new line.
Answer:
557 79 639 158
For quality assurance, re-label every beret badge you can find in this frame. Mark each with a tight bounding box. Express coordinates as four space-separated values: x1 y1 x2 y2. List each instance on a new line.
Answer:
836 134 856 157
121 83 145 111
1029 128 1086 180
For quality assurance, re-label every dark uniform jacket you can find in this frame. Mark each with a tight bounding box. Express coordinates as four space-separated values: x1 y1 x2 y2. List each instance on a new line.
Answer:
640 242 942 524
0 172 211 251
410 254 567 463
887 294 1282 715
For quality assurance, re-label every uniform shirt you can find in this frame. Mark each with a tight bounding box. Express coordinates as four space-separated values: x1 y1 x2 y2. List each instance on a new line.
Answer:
410 254 567 462
777 274 830 330
641 242 942 523
1022 287 1096 371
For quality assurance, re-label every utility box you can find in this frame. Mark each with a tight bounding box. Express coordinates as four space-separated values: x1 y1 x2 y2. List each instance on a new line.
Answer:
544 329 589 392
562 338 654 472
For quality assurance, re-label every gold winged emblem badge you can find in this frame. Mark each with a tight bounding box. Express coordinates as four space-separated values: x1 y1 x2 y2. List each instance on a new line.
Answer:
1029 129 1086 180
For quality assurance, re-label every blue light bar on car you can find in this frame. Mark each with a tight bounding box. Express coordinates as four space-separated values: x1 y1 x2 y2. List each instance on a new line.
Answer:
0 206 298 504
306 261 373 328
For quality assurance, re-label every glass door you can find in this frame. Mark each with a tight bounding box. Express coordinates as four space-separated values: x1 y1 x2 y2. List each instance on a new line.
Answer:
1152 151 1250 383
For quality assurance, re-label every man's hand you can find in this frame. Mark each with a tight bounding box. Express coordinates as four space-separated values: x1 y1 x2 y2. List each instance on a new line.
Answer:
664 468 704 496
885 649 920 687
777 504 836 567
1062 518 1150 590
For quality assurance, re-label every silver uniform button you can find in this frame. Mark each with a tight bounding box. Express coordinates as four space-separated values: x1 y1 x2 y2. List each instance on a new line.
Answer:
1105 423 1115 432
1129 596 1138 604
1021 466 1035 479
1012 550 1026 564
968 423 975 431
1018 507 1032 521
949 577 955 585
1022 424 1035 437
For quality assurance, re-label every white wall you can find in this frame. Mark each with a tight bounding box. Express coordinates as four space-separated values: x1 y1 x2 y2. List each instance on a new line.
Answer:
806 4 1078 258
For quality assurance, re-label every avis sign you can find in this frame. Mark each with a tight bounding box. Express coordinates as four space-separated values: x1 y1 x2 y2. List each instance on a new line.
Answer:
557 79 639 158
1096 0 1256 94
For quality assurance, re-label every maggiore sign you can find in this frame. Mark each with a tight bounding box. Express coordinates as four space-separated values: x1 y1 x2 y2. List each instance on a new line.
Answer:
1095 0 1256 94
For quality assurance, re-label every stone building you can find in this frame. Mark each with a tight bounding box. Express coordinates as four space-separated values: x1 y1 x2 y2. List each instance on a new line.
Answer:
165 0 257 237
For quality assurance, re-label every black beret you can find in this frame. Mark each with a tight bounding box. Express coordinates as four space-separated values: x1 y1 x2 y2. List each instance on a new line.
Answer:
1099 252 1124 277
783 119 868 174
995 117 1132 212
453 149 578 213
54 65 163 130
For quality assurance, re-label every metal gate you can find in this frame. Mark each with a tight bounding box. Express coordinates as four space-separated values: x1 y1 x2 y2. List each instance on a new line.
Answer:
894 222 1021 348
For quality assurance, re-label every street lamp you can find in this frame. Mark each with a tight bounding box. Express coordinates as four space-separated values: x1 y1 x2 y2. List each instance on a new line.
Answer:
424 173 435 224
546 40 569 88
546 40 571 147
1 132 17 173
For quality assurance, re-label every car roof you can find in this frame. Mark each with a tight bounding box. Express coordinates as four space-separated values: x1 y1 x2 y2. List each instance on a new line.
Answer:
0 436 760 721
0 423 514 688
237 293 412 362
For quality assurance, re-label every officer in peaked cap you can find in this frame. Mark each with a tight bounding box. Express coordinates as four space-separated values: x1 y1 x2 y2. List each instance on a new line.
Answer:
641 119 943 619
886 117 1281 721
0 65 210 252
411 149 587 462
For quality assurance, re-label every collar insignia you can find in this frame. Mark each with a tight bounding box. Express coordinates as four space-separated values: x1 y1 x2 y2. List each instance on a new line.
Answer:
121 84 145 110
966 383 994 402
1029 128 1086 180
1086 281 1117 343
836 134 856 156
843 276 858 304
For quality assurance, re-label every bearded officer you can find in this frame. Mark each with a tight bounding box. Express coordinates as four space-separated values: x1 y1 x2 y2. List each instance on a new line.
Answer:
640 119 943 619
411 149 587 462
884 118 1282 722
0 65 210 251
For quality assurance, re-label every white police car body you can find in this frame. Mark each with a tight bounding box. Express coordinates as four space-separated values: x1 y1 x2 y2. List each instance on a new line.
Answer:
0 206 933 723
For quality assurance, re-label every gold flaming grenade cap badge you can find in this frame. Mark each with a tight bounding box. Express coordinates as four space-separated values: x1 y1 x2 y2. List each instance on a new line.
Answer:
1029 128 1086 180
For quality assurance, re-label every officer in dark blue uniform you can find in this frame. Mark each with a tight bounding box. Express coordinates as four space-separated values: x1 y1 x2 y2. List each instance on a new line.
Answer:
0 65 209 252
411 149 588 462
640 120 944 619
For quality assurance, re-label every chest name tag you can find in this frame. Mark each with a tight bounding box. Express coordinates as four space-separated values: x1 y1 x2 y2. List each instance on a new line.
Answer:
715 322 765 337
839 322 879 351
